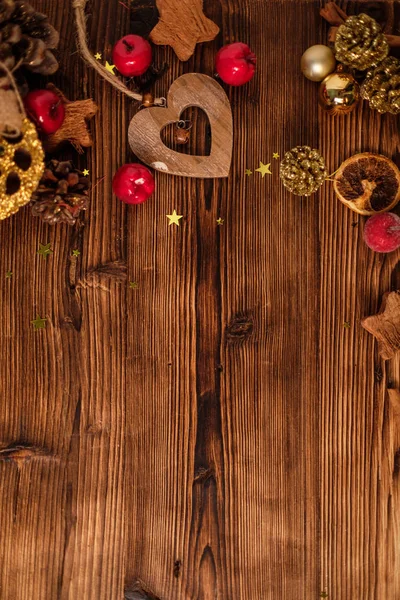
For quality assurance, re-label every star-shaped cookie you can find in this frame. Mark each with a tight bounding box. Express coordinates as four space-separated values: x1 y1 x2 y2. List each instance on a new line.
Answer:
362 291 400 360
150 0 220 62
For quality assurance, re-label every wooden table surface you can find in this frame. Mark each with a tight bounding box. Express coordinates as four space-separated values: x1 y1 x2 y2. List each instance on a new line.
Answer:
1 0 399 598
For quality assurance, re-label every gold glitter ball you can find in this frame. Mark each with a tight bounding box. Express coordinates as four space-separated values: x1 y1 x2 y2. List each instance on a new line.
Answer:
319 69 360 115
0 118 44 220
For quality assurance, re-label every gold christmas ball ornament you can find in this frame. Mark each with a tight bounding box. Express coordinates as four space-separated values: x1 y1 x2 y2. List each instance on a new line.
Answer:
301 45 336 82
0 118 44 220
319 68 360 115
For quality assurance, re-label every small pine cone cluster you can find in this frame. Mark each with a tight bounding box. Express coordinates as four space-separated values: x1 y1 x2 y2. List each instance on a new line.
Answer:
361 57 400 115
0 0 59 76
335 13 389 71
280 146 327 196
31 160 89 226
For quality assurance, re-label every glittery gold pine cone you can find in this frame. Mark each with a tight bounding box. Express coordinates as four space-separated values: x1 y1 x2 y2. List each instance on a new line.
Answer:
280 146 327 196
335 13 389 71
361 57 400 115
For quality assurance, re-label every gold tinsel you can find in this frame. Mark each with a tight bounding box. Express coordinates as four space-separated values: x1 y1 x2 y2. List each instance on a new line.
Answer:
0 117 44 219
335 13 389 71
280 146 327 196
361 57 400 115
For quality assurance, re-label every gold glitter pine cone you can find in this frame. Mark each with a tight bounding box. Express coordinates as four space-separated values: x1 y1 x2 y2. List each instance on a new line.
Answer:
0 117 44 220
335 13 389 71
280 146 327 196
361 57 400 115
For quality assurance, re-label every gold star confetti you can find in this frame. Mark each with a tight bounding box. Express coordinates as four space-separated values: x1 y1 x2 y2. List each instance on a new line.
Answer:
5 270 12 279
255 162 272 177
245 169 253 176
37 243 53 259
343 321 351 329
320 593 329 599
216 218 224 225
273 152 280 160
129 281 139 289
83 169 90 177
167 210 183 226
95 52 102 60
31 315 47 330
72 249 80 257
105 61 116 74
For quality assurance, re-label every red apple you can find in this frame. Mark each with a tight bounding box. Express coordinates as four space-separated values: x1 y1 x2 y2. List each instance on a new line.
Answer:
112 34 152 77
112 163 155 204
215 42 256 86
364 212 400 253
24 89 65 135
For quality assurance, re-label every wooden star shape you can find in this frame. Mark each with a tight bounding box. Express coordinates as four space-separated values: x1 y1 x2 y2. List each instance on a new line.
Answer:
245 169 253 176
167 210 183 226
95 52 102 60
362 291 400 360
256 162 272 177
31 315 47 330
150 0 220 61
43 84 98 153
105 61 116 74
37 243 53 259
273 152 280 160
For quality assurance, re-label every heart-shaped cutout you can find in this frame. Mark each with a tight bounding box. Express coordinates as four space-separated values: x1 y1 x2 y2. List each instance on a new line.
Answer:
128 74 233 179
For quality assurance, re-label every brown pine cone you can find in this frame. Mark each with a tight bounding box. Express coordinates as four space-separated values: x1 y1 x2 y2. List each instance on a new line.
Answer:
31 160 89 226
0 0 59 76
335 13 389 71
361 57 400 114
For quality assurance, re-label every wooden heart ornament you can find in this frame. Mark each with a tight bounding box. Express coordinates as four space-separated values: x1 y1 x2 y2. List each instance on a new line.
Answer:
128 74 233 179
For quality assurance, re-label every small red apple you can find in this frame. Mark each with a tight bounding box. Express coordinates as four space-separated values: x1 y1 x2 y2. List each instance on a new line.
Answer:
364 212 400 253
24 89 65 135
112 163 155 204
215 42 256 86
112 34 152 77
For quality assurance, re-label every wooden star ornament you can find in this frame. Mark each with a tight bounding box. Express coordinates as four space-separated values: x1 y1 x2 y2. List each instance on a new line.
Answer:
43 84 98 154
362 291 400 360
150 0 220 62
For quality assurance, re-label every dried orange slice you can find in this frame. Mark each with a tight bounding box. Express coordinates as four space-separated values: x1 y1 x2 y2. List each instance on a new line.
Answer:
334 153 400 215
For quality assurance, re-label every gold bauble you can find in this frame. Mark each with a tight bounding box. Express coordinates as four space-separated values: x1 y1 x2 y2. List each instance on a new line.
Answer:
319 69 360 115
301 45 336 82
0 118 44 220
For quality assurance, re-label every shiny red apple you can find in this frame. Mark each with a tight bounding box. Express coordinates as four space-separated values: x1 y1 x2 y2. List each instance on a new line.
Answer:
112 163 155 204
215 42 256 86
112 34 152 77
24 89 65 135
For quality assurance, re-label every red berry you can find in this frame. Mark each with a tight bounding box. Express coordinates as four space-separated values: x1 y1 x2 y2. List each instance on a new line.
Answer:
215 42 256 86
112 35 152 77
24 89 65 135
112 163 155 204
364 212 400 253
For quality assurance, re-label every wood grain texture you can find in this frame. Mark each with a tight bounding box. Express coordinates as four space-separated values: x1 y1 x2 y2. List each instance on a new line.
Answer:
0 0 399 599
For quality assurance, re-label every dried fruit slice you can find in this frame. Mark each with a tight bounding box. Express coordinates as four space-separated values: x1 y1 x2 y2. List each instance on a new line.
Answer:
334 153 400 215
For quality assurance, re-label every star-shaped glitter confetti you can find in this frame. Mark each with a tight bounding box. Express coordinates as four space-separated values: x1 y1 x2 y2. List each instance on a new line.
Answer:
37 243 53 259
95 52 102 60
245 169 253 176
82 169 90 177
5 270 12 279
72 249 80 257
255 162 272 177
320 593 329 599
273 152 280 160
105 61 116 74
167 210 183 226
31 315 47 330
343 321 351 329
216 218 224 225
129 281 139 289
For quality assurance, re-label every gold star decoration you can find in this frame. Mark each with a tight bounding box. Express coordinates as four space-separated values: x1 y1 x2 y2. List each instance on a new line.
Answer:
5 270 12 278
343 321 351 329
320 593 329 599
362 291 400 360
105 61 116 74
167 210 183 226
129 281 139 289
31 315 47 330
72 249 80 257
245 169 253 176
37 243 53 259
82 169 90 177
255 162 272 177
273 152 280 160
95 52 102 60
216 218 224 225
